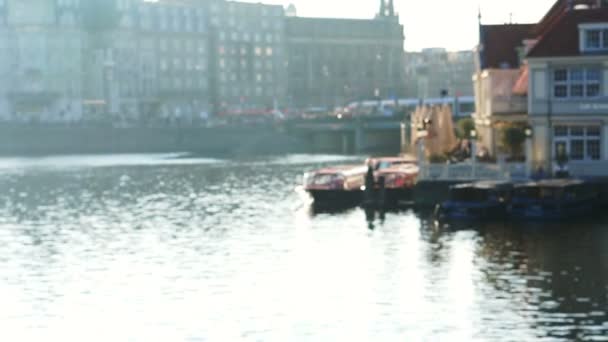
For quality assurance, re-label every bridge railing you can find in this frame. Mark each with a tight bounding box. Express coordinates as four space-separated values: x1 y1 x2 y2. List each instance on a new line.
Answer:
418 162 527 181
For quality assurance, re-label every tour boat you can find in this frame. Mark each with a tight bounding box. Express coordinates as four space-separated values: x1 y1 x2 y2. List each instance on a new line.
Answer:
367 155 418 171
304 164 368 207
508 179 598 220
368 156 419 206
435 181 513 221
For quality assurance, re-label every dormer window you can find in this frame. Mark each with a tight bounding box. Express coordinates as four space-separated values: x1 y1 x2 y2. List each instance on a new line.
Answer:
586 30 601 48
579 23 608 52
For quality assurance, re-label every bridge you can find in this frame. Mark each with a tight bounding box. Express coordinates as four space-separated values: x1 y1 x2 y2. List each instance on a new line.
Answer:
284 115 407 154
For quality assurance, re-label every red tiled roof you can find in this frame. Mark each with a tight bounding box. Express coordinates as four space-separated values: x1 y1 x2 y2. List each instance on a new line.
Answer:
527 8 608 58
534 0 567 36
480 24 535 69
534 0 601 36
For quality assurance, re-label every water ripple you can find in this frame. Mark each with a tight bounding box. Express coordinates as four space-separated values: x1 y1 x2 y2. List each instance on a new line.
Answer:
0 154 606 340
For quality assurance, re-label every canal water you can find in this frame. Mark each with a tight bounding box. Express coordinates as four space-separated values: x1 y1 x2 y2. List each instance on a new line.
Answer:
0 154 607 341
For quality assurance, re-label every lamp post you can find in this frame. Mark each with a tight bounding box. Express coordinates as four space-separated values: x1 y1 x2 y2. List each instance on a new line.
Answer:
525 127 533 179
470 129 478 179
374 88 381 115
416 123 427 179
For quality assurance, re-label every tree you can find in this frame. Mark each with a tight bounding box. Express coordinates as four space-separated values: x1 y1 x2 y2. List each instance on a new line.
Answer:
455 118 475 139
501 125 526 157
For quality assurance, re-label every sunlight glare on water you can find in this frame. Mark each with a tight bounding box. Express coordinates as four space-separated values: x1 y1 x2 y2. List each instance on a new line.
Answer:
0 154 607 341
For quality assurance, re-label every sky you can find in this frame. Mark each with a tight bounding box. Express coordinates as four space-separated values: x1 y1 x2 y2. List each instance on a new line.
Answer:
240 0 557 51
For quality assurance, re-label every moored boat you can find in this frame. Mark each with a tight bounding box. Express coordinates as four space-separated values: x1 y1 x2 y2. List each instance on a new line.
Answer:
368 156 419 206
508 179 599 220
304 164 368 207
435 181 513 221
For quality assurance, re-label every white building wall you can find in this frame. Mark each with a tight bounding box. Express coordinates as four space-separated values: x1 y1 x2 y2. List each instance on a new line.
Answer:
603 60 608 97
532 70 547 100
603 124 608 160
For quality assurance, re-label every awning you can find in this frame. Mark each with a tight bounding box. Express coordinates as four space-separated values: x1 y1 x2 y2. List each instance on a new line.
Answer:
512 65 529 96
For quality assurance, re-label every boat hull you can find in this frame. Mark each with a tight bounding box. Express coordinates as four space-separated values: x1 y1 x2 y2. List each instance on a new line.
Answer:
306 189 363 208
509 198 596 221
384 188 415 207
436 202 507 221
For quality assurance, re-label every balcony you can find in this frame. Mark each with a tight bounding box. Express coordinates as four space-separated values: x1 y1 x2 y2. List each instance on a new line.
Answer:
491 95 527 115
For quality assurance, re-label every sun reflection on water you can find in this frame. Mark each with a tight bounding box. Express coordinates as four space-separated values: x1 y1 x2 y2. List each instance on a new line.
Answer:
0 154 606 340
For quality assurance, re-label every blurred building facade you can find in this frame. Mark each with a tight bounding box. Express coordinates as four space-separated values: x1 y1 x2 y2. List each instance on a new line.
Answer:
0 0 286 124
0 0 407 123
285 0 406 110
404 48 475 100
0 0 85 122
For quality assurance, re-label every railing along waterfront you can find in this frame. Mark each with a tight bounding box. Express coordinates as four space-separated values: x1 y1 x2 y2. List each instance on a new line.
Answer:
418 162 527 181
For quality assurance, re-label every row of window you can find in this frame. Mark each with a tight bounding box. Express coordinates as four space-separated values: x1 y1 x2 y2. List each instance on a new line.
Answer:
218 86 279 98
554 125 601 161
219 72 275 83
584 28 608 51
214 3 283 17
159 58 207 72
218 31 281 44
219 46 276 57
219 59 275 71
140 13 282 33
553 68 601 98
158 40 206 55
140 5 206 19
159 78 209 90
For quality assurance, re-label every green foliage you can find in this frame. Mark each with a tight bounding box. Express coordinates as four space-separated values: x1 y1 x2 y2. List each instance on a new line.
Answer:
429 153 448 164
81 0 119 34
501 125 526 157
456 118 475 139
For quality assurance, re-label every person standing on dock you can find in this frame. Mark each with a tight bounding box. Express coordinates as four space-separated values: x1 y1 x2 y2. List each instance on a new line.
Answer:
364 161 376 205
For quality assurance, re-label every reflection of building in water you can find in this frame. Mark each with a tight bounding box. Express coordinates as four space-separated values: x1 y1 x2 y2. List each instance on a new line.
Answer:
477 223 608 339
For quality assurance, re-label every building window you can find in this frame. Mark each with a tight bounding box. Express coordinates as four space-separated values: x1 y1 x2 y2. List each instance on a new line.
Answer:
587 140 601 160
553 68 601 99
586 30 601 49
553 125 602 161
571 140 585 160
581 26 608 51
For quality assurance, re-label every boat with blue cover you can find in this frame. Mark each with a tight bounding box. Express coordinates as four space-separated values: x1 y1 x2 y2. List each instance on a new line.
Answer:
435 181 513 221
508 179 598 220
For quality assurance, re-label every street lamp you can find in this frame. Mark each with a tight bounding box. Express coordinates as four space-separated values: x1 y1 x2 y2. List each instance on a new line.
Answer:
470 129 478 179
525 126 534 179
470 129 477 139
